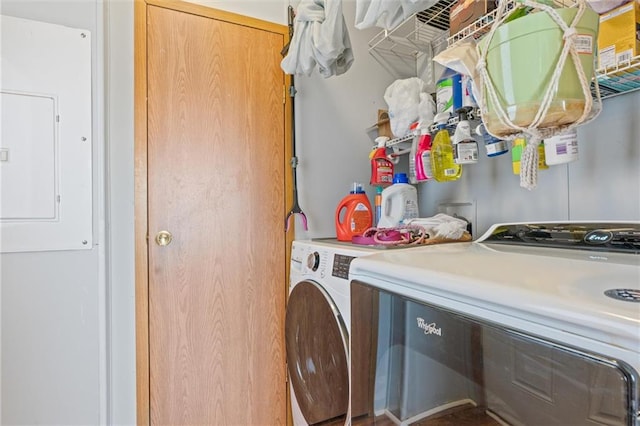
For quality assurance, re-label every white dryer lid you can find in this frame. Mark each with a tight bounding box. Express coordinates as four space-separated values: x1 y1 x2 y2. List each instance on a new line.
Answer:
349 240 640 353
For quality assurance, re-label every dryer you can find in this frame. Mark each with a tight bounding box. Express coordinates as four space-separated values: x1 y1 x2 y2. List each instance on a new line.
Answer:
349 222 640 426
286 239 382 426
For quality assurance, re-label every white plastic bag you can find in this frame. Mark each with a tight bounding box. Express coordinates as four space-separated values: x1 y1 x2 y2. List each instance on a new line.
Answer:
418 92 436 127
383 77 426 137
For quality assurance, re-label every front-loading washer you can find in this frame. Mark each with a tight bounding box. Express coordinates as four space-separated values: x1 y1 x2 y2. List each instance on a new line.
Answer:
286 239 384 426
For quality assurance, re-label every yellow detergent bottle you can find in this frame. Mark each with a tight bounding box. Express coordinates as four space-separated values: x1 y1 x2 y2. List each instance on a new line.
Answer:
431 113 462 182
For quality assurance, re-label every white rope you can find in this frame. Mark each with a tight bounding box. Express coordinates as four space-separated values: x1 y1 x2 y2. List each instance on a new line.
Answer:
520 136 539 190
475 0 601 190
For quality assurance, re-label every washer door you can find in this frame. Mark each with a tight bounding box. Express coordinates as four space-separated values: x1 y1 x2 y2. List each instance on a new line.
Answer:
285 280 349 425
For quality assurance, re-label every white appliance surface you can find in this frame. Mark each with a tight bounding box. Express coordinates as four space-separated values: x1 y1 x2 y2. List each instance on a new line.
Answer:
289 238 390 426
290 238 409 328
349 224 640 370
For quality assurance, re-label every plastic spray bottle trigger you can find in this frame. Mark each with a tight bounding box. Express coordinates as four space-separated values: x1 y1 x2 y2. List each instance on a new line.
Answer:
431 113 462 182
452 107 478 164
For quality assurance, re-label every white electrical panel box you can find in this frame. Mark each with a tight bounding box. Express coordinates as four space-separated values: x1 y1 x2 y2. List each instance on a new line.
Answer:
1 15 92 253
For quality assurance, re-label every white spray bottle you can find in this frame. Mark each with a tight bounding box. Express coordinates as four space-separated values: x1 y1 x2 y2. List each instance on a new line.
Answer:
452 106 478 164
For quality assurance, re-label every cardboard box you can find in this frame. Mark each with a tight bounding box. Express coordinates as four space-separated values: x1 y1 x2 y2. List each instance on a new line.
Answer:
449 0 497 36
598 0 640 69
376 110 394 139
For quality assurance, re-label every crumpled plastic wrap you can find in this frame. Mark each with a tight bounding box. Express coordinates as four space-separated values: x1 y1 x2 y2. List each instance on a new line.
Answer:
384 77 432 137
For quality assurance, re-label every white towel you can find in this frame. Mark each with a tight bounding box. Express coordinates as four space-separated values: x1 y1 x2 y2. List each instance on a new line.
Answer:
281 0 354 78
355 0 438 30
405 214 469 240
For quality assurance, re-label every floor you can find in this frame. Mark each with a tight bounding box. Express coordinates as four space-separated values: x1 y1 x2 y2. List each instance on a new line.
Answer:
351 404 504 426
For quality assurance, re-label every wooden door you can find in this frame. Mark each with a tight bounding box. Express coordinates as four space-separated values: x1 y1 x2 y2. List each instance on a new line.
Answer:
135 1 292 424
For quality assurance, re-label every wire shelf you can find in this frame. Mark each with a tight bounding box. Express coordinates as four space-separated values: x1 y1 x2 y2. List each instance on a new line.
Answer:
367 0 454 61
594 55 640 99
367 0 639 134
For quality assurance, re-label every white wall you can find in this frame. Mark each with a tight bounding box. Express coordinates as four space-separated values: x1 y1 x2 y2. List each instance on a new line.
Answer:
1 1 106 425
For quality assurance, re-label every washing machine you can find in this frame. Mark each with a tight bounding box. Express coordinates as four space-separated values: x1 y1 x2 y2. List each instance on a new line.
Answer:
286 239 386 426
349 221 640 426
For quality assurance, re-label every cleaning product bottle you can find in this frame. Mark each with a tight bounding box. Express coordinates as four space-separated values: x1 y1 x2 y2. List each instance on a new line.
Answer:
408 134 419 184
544 129 579 165
377 173 419 228
436 68 463 114
374 186 383 226
370 136 394 187
452 107 478 164
431 113 462 182
415 129 433 182
335 183 373 242
476 123 509 157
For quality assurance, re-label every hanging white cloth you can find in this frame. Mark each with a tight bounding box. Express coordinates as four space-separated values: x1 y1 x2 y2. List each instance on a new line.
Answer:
281 0 354 77
355 0 438 30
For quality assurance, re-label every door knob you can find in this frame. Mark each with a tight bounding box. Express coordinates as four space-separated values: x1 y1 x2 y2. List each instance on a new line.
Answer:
155 230 173 246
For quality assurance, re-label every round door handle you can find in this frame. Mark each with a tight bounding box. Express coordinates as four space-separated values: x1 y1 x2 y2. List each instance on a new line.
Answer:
155 230 173 246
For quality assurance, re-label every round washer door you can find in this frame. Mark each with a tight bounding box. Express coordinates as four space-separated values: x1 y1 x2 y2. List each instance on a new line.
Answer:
285 280 349 425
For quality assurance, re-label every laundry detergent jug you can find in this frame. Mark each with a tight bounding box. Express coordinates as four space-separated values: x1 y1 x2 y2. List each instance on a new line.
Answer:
377 173 419 228
335 183 373 242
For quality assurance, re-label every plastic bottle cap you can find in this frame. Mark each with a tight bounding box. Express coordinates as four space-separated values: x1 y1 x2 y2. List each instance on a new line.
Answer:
393 173 409 184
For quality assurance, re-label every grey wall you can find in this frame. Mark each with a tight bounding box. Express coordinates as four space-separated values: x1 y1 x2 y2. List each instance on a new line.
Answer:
292 1 640 238
293 0 400 239
416 91 640 236
1 1 106 425
105 1 135 424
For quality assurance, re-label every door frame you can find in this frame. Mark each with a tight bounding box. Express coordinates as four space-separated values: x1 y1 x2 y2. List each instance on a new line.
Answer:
134 1 293 424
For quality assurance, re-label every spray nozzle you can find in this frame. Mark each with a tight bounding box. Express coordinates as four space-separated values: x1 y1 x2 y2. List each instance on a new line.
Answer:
375 136 389 149
434 112 450 129
456 106 473 121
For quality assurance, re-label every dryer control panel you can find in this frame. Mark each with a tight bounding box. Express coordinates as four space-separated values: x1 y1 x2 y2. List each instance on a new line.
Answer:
332 254 356 280
480 222 640 254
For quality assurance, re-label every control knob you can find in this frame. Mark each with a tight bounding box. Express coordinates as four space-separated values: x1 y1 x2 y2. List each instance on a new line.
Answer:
306 251 320 271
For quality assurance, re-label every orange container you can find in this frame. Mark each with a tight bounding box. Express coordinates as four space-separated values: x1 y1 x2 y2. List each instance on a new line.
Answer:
335 184 373 242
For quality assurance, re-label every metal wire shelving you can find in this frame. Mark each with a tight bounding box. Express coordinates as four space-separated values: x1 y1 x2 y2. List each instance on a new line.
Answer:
367 0 640 147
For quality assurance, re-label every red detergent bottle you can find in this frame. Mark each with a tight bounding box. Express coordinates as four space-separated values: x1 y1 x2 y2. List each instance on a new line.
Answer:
370 137 394 186
335 183 373 242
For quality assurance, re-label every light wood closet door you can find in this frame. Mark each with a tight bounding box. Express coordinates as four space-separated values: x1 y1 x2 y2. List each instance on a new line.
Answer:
146 5 287 424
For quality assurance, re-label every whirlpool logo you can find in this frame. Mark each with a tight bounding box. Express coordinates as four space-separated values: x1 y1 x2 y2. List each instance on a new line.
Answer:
416 317 442 336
